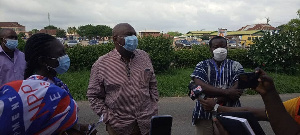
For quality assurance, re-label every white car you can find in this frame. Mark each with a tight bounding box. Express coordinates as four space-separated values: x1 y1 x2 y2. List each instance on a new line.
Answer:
67 40 79 47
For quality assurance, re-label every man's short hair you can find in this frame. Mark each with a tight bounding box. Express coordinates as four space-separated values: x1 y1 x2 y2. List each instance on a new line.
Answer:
209 36 227 48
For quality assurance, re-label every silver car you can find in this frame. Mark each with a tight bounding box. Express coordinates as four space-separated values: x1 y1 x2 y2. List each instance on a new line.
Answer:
67 40 79 47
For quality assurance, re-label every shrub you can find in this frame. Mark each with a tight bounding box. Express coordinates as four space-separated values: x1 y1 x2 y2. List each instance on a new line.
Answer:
228 48 254 68
138 35 175 73
248 32 300 74
17 37 25 52
173 45 210 68
66 43 114 71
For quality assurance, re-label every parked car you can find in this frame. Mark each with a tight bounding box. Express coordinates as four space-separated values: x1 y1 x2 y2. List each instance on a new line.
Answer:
67 40 79 47
175 40 191 48
181 40 191 47
228 40 241 47
190 40 201 45
57 38 65 44
88 40 99 45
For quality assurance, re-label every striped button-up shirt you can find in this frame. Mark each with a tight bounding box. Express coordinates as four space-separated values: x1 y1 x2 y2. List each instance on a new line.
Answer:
87 49 158 135
190 59 244 124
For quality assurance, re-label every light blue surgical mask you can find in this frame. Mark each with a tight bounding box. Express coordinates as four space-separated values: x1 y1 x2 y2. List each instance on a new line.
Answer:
122 35 138 52
47 55 70 74
55 55 70 74
4 39 18 50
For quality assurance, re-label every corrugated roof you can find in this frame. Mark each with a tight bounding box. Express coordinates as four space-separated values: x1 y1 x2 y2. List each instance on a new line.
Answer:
0 22 25 27
238 24 277 31
139 30 160 33
210 30 263 36
187 31 216 34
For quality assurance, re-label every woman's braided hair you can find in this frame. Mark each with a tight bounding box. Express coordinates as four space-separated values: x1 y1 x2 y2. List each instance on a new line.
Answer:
24 33 56 79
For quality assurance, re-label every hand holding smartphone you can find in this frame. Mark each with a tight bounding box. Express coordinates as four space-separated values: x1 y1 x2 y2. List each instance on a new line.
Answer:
238 72 260 89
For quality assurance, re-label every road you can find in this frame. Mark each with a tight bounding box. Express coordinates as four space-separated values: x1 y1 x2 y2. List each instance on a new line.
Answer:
77 93 300 135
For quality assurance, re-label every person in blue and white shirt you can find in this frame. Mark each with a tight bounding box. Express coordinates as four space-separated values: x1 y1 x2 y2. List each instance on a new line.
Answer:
189 36 245 135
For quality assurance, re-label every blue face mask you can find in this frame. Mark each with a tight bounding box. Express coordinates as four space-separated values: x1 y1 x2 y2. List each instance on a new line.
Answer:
4 39 18 50
123 35 138 52
48 55 70 74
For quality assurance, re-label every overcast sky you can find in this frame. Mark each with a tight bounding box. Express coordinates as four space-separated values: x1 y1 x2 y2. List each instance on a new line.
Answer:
0 0 299 34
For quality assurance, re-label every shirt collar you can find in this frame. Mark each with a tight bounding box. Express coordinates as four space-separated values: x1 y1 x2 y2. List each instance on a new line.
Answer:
112 48 136 60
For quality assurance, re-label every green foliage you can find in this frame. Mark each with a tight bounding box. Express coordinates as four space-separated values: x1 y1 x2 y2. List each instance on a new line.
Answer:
228 48 254 68
56 28 66 38
66 43 114 71
173 45 210 68
138 35 175 73
44 25 58 30
17 36 25 52
167 31 182 37
18 32 25 38
67 27 77 36
30 29 39 34
248 32 299 74
77 24 112 39
58 70 91 100
59 68 300 100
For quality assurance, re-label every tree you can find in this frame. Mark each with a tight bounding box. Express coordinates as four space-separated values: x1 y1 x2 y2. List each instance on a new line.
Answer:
30 29 39 34
96 25 112 41
18 32 26 38
44 25 58 30
167 31 182 37
77 24 112 40
67 26 77 36
56 28 66 38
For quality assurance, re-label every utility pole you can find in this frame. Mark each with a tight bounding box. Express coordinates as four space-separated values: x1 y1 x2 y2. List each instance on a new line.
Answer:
48 13 50 26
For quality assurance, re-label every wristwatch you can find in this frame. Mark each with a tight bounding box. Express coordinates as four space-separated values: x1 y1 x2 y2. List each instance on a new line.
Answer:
213 104 220 112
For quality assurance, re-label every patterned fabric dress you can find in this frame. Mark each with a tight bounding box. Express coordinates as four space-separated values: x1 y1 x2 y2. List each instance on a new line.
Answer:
0 75 78 135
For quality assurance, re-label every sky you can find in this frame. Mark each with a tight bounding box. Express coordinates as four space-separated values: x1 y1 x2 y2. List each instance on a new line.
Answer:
0 0 299 34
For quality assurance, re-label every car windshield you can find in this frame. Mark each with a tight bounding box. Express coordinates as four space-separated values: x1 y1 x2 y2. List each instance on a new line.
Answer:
69 40 77 43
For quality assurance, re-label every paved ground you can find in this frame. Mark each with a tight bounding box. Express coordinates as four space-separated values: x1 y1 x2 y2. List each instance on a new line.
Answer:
77 93 300 135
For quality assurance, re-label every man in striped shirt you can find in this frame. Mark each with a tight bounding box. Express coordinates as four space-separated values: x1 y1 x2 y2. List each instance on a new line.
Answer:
87 23 158 135
190 36 244 135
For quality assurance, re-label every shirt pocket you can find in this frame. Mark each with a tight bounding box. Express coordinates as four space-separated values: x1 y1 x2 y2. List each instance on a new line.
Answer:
139 68 153 89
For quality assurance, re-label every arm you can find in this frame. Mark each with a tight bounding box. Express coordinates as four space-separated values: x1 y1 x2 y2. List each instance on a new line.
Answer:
195 78 242 101
255 69 300 135
199 98 268 121
147 55 159 102
86 62 110 123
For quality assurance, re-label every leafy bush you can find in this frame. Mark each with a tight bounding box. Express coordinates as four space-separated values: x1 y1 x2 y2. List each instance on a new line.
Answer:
173 45 253 69
17 37 25 52
173 45 210 68
228 48 254 68
66 43 114 71
248 32 300 74
138 35 175 73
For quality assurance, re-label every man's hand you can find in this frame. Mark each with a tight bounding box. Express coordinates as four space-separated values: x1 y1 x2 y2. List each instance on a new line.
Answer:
254 68 276 96
225 88 242 100
213 117 230 135
198 98 216 111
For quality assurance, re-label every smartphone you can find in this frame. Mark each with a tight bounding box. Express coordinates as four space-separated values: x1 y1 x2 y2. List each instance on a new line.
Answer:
150 115 173 135
238 72 259 89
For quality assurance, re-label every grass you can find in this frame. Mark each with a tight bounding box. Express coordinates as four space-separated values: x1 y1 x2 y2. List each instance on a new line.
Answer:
59 68 300 101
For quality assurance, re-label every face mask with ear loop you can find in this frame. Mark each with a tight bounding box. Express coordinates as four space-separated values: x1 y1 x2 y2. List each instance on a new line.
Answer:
3 38 18 50
117 35 138 52
213 48 227 61
46 55 70 74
